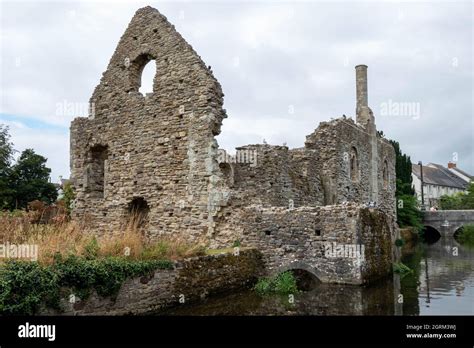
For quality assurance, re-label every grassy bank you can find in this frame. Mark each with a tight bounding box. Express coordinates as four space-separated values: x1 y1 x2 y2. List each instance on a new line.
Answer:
0 256 173 315
0 210 206 264
0 210 212 315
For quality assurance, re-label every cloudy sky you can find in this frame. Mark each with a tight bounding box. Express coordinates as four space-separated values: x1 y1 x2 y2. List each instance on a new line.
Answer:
1 0 472 181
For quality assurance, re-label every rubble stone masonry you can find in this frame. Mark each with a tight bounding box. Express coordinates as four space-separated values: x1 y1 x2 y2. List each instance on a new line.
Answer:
70 6 398 284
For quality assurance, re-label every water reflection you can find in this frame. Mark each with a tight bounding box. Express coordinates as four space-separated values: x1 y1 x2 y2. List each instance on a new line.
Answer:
161 279 396 316
401 238 474 315
159 238 474 316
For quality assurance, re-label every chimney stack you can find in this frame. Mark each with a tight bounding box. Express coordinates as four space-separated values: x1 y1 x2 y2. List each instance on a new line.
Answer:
448 162 457 169
355 64 375 132
355 64 368 110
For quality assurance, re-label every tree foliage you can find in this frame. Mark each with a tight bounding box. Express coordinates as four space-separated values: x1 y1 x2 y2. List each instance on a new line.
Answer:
439 182 474 210
61 181 76 216
0 125 57 210
389 140 415 196
389 139 423 231
0 125 15 209
9 149 58 209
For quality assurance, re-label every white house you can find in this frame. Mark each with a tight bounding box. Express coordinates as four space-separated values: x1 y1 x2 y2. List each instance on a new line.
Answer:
412 162 472 209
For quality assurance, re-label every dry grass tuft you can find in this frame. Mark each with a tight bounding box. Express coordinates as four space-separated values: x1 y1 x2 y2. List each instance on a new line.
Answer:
0 210 205 264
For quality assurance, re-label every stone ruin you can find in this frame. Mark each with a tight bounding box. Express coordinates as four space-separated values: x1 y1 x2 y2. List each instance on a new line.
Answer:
70 7 398 284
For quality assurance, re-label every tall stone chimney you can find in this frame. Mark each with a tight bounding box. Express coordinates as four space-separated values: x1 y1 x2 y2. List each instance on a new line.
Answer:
355 65 375 133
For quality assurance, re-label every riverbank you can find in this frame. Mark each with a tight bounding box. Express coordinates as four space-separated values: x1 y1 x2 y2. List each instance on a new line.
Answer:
33 248 263 315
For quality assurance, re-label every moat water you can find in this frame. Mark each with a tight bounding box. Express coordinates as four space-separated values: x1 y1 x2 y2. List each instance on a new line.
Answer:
160 238 474 316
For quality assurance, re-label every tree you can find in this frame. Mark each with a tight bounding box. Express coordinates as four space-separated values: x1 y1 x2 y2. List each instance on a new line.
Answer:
10 149 58 209
61 181 75 216
389 139 423 231
463 182 474 209
389 140 415 196
439 192 464 210
396 194 423 231
0 125 15 209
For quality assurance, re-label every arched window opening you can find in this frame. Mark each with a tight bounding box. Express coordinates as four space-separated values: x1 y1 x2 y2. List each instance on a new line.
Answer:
86 144 108 198
350 147 359 182
127 53 157 95
139 59 156 95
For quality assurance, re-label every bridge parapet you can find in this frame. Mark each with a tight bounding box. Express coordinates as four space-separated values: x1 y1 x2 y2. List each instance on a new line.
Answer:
423 210 474 237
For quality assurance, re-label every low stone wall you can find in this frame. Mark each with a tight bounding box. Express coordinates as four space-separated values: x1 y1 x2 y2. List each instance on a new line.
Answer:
215 203 394 284
42 249 263 315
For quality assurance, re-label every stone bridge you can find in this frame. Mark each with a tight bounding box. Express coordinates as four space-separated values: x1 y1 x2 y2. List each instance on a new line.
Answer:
423 210 474 238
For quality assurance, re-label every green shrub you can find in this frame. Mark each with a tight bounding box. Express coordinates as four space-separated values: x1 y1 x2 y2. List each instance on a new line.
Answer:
393 262 413 275
0 256 173 315
396 194 423 232
0 261 60 315
440 183 474 210
254 271 298 295
253 277 272 295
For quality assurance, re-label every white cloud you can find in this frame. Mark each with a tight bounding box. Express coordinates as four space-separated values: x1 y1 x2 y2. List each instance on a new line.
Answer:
0 0 472 180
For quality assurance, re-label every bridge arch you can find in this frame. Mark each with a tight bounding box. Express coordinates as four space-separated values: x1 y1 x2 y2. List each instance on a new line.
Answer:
275 261 325 283
422 225 441 244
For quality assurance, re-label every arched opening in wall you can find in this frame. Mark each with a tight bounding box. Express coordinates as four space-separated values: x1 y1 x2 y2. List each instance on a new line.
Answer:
219 162 234 187
86 144 108 198
383 160 389 189
350 147 359 182
127 53 157 95
287 269 321 291
139 59 156 95
127 197 150 229
422 225 441 244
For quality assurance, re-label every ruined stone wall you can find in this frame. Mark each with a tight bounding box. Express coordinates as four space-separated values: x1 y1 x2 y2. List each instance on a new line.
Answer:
212 203 393 285
211 144 324 247
305 117 396 219
212 116 396 249
70 7 227 242
218 144 323 208
69 7 397 283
